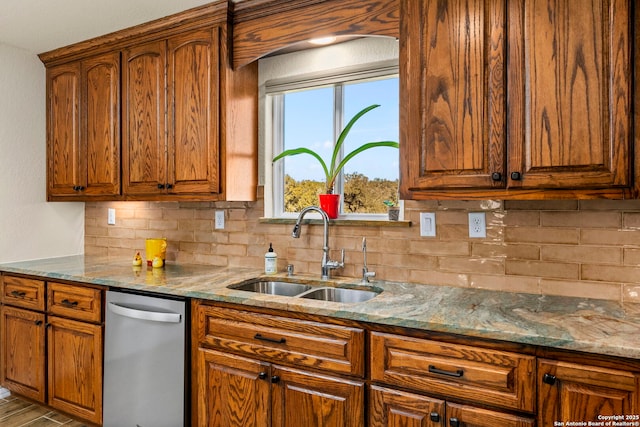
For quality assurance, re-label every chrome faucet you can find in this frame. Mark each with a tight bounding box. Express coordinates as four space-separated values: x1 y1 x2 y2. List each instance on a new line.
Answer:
361 237 376 284
292 206 344 280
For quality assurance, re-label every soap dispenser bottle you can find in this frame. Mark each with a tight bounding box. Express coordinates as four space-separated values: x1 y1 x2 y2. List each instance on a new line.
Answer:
265 243 277 274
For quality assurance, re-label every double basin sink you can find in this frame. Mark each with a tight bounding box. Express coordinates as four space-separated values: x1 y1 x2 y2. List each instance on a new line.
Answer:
228 278 381 303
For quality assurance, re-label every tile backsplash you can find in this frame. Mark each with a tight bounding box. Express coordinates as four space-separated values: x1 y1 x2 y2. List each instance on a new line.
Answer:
85 195 640 304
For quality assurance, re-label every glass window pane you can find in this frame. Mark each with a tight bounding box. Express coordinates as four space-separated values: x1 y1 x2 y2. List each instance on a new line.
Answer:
282 87 333 213
342 78 399 213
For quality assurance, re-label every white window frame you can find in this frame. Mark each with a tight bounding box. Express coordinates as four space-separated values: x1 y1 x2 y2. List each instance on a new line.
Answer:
265 61 400 220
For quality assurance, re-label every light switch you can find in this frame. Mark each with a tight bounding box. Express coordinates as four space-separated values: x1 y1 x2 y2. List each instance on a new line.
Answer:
107 208 116 225
420 212 436 237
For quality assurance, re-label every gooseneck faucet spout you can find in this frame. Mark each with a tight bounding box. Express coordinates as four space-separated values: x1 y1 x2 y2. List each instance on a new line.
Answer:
292 206 344 280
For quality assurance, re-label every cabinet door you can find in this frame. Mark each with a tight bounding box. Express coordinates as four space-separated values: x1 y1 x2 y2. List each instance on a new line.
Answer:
507 0 631 189
0 306 46 402
271 365 364 427
196 348 270 427
47 62 81 197
538 359 640 426
123 40 167 195
167 27 221 194
47 316 103 425
446 402 534 427
400 0 506 194
370 385 444 427
81 51 121 196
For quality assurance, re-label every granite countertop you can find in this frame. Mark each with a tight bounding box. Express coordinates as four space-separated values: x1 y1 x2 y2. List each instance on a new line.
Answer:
1 255 639 360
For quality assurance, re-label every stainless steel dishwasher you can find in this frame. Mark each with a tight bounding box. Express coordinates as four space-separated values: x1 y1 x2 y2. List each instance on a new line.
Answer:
103 290 188 427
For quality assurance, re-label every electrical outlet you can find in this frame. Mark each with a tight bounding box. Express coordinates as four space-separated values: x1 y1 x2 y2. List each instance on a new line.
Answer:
107 208 116 225
420 212 436 237
214 210 225 230
468 212 486 238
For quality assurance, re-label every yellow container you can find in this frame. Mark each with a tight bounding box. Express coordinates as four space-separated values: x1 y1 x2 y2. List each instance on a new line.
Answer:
145 238 167 266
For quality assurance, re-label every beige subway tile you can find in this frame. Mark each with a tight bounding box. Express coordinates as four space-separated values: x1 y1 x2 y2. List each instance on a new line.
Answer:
504 200 578 210
378 253 437 270
179 242 212 254
438 200 501 210
118 218 149 229
540 279 621 301
579 199 640 211
211 244 247 257
438 257 504 275
85 225 108 237
410 240 470 256
505 227 579 244
432 210 469 225
408 269 469 288
178 219 213 232
470 274 539 294
134 208 164 220
85 246 108 257
149 219 179 230
194 230 228 244
506 260 579 280
623 212 640 229
375 265 410 283
472 243 540 260
163 208 195 220
623 285 640 303
437 224 470 240
541 245 621 265
581 229 640 246
541 211 621 228
582 264 640 283
159 230 195 242
623 248 640 266
503 210 540 227
178 201 212 210
107 227 136 239
193 253 227 266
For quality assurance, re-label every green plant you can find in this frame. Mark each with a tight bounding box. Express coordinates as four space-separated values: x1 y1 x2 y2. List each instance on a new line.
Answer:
383 200 397 207
272 104 399 194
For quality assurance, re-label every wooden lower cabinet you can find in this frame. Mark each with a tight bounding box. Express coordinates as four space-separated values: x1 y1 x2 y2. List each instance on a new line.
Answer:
196 347 364 427
370 385 534 427
0 305 46 402
47 315 103 425
538 359 640 425
271 365 364 427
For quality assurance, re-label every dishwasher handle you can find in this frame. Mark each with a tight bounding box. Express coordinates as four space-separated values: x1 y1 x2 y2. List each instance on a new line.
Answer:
108 302 182 323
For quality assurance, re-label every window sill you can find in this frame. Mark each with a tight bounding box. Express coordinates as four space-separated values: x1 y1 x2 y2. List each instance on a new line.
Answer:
259 218 412 227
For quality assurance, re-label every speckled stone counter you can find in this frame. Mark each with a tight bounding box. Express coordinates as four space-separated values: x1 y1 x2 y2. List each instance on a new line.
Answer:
1 255 639 360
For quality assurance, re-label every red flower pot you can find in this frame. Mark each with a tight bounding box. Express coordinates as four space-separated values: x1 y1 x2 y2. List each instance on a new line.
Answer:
318 194 340 219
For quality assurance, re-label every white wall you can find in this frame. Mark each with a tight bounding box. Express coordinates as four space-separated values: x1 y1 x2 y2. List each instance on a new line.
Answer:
0 43 84 263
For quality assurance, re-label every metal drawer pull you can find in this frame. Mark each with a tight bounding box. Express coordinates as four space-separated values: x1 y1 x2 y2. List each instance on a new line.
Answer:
254 333 286 344
61 299 79 307
449 418 460 427
428 365 464 378
10 290 26 298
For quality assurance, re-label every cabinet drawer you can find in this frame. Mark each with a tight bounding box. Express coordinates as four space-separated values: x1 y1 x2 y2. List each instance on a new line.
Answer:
195 304 365 377
1 275 45 311
370 332 535 412
47 282 102 323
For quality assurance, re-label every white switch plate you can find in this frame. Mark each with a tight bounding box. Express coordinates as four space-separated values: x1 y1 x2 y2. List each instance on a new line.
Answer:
214 210 225 230
107 208 116 225
468 212 486 238
420 212 436 237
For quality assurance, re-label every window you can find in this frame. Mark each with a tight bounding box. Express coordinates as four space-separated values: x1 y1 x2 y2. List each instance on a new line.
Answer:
267 64 399 219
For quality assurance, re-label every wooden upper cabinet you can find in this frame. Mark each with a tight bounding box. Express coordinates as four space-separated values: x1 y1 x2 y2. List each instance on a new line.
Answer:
123 28 222 197
122 40 167 196
401 0 633 199
81 52 120 196
400 0 506 193
47 62 81 197
168 28 220 195
47 52 120 199
507 0 631 191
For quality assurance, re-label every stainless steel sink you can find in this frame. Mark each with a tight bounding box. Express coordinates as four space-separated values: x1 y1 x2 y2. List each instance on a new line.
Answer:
228 279 313 297
298 287 379 303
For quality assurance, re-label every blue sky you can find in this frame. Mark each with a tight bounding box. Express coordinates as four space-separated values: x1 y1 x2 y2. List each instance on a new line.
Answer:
282 77 399 181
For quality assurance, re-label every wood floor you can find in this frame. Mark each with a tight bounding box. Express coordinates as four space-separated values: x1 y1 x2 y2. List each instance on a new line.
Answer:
0 395 87 427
